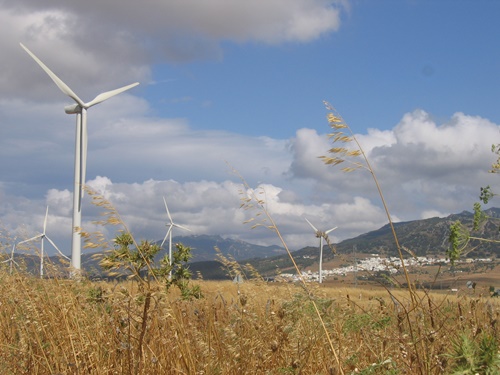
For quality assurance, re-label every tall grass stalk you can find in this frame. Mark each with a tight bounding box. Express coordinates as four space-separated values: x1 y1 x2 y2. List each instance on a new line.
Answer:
319 101 436 373
319 102 415 300
229 163 344 374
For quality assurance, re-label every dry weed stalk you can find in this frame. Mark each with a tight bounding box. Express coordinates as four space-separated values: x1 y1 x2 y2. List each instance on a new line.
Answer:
319 101 437 373
228 163 344 375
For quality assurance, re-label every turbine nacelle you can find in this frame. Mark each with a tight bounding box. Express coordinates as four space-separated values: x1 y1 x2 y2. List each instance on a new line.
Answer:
65 103 81 114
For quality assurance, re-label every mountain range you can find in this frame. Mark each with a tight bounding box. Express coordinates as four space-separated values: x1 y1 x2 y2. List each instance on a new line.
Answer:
5 208 500 279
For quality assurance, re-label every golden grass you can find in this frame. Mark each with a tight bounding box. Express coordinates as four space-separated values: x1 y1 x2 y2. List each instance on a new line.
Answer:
1 271 500 374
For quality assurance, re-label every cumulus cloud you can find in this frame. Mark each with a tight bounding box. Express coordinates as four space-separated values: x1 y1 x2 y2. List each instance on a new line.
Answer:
2 105 499 256
0 1 345 99
8 1 343 44
288 109 500 220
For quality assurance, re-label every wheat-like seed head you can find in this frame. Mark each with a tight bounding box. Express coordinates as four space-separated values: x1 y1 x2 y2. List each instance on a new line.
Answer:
320 101 367 173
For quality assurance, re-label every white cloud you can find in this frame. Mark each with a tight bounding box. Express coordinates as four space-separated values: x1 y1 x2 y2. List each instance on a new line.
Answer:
421 209 448 220
2 106 500 256
288 128 333 181
288 109 500 220
355 128 396 154
0 1 345 99
8 1 343 44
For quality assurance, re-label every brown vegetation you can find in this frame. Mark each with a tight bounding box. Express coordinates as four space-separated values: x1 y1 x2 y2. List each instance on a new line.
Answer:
1 271 500 374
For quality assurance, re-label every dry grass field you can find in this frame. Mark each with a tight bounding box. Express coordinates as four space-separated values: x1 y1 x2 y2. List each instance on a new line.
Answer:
1 268 500 375
2 107 499 374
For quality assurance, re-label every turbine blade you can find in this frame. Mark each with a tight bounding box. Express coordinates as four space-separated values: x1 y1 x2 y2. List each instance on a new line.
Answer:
163 197 173 223
304 217 318 233
85 82 139 108
173 223 191 232
20 43 85 107
43 206 49 234
46 236 70 260
161 226 173 248
325 226 338 235
17 234 43 245
3 256 20 266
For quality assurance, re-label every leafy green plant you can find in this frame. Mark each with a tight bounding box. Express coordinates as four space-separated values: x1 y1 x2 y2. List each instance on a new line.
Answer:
100 232 161 282
448 145 500 265
100 225 201 301
156 242 203 299
447 334 500 375
99 233 201 372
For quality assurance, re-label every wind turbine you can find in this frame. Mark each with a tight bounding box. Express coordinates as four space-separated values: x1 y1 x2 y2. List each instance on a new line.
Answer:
160 197 191 276
20 43 139 273
304 217 337 284
14 206 69 277
1 243 20 275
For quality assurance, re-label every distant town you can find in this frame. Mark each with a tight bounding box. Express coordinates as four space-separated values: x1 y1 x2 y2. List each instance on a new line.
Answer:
278 255 494 283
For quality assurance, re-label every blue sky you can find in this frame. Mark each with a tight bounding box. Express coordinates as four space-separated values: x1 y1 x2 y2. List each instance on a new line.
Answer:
146 1 500 138
0 0 499 258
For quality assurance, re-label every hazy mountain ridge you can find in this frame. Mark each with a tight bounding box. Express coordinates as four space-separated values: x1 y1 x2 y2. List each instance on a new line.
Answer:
160 234 286 262
5 208 500 279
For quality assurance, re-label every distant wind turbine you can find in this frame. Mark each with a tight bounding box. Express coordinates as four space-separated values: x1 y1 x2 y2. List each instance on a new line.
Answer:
1 243 20 275
161 197 191 276
20 43 139 273
304 217 337 284
12 206 69 277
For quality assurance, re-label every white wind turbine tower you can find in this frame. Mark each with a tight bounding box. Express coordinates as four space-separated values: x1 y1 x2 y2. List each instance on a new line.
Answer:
161 197 191 276
20 43 139 273
12 206 69 277
304 217 337 284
